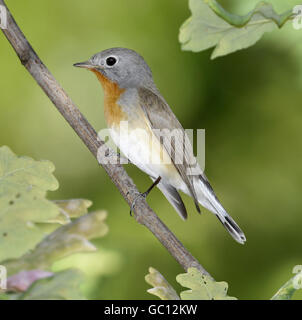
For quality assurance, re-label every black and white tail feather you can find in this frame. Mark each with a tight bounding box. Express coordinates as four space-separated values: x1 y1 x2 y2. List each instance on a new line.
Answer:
195 174 246 244
152 173 246 244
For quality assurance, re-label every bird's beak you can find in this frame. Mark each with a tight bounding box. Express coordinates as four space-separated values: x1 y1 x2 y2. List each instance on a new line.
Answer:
73 61 94 69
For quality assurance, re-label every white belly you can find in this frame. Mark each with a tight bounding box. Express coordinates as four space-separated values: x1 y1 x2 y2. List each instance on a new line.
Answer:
109 121 183 188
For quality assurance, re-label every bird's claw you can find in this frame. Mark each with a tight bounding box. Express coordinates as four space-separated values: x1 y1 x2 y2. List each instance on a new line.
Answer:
129 192 148 216
129 177 161 216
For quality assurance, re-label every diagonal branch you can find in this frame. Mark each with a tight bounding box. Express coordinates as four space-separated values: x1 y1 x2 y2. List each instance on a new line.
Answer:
0 0 211 277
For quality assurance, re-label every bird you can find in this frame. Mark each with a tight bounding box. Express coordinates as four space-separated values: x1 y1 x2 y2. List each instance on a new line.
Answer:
74 47 246 244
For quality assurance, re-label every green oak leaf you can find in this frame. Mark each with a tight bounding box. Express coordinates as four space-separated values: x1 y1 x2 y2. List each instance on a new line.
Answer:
52 199 93 224
145 267 180 300
271 266 302 300
17 269 85 300
4 211 108 275
0 146 59 262
176 267 237 300
7 270 54 292
179 0 293 59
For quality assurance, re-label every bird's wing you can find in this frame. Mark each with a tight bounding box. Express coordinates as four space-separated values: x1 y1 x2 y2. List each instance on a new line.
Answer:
151 177 187 220
138 87 201 213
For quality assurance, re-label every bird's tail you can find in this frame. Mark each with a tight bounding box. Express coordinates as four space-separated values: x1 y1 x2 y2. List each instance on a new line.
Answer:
215 210 246 244
195 175 246 244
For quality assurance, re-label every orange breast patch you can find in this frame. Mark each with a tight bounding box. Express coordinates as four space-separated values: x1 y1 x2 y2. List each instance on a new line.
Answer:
91 69 127 127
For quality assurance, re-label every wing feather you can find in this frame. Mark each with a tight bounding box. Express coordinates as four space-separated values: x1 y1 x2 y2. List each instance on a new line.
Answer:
138 87 201 213
151 177 187 220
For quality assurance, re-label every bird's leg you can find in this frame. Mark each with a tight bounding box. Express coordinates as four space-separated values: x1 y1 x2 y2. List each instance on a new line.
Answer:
143 176 162 197
130 176 161 216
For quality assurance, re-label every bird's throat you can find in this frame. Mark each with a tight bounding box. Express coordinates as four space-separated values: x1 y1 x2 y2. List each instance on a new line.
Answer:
90 69 127 127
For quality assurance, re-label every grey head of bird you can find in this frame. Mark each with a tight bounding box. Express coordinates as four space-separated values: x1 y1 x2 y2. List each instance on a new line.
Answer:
74 47 155 89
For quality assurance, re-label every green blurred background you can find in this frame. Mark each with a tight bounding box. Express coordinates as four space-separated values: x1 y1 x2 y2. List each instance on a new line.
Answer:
1 0 302 299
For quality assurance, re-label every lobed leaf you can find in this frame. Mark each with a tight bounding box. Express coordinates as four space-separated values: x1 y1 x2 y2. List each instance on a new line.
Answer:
145 267 180 300
0 146 59 262
7 270 53 292
52 199 93 224
17 269 85 300
176 267 237 300
179 0 293 59
4 211 108 275
271 266 302 300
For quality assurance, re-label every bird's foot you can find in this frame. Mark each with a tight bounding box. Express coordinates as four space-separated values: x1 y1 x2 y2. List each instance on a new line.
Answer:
129 191 148 216
129 176 162 216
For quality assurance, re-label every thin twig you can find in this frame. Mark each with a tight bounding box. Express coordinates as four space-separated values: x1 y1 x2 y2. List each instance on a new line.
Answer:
0 0 211 277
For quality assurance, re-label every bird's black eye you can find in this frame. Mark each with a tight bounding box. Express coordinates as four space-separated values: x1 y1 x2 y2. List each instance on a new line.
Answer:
106 56 117 66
